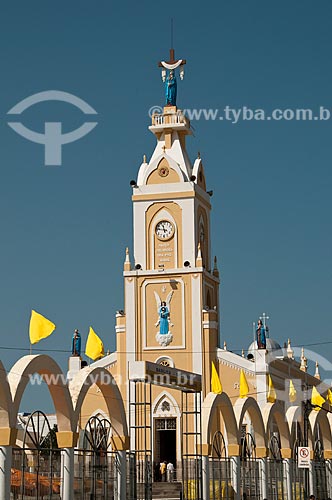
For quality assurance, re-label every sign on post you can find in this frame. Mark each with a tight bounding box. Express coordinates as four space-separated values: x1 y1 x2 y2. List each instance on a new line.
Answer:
298 446 310 468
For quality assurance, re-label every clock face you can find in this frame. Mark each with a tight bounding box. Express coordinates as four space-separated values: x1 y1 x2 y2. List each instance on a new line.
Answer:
155 220 174 240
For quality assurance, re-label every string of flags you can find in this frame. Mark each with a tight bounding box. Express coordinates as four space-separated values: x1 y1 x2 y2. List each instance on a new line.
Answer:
29 310 105 361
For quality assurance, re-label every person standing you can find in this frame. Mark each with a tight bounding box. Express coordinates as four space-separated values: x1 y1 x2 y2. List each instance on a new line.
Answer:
167 461 174 482
160 461 167 482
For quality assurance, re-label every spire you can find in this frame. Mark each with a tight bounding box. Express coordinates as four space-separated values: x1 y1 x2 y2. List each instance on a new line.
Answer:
287 338 294 359
124 247 131 271
223 340 227 351
300 347 307 372
242 349 245 358
314 361 321 380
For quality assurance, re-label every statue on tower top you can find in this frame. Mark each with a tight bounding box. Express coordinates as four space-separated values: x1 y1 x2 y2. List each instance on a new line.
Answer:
158 49 186 107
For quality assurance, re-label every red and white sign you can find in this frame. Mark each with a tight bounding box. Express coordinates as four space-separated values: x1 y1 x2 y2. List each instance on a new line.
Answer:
298 447 310 468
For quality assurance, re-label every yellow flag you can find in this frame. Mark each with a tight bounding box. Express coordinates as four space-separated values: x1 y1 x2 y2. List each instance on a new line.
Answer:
29 310 56 345
85 326 104 361
311 386 325 411
240 370 249 398
289 380 297 403
267 374 276 403
327 389 332 405
211 362 222 394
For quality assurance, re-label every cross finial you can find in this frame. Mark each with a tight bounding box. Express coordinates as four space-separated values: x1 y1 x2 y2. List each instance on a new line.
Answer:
259 312 270 329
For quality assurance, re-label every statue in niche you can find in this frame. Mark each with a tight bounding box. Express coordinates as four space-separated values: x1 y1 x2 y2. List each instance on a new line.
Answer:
154 291 174 347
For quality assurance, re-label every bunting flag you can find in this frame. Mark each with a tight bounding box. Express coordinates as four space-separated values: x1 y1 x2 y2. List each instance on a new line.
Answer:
85 326 104 361
239 370 249 398
327 389 332 406
311 386 325 411
289 380 297 403
29 310 56 345
211 362 222 394
267 374 276 403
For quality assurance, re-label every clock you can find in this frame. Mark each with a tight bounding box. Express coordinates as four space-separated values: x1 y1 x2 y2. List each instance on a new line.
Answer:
155 220 174 240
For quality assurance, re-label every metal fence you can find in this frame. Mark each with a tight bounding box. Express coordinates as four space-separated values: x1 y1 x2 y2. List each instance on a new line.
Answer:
73 449 118 499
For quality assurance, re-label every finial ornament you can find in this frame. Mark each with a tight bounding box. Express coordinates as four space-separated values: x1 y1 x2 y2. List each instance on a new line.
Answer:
143 154 147 163
287 338 294 359
315 361 321 380
124 247 131 271
242 349 245 358
223 340 227 350
197 151 201 159
300 347 307 372
158 49 186 106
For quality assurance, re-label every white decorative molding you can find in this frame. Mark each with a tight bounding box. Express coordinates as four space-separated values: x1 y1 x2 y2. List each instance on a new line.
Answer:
155 332 173 347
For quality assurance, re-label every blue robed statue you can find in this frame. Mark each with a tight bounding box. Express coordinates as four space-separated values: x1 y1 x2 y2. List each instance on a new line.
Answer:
256 320 267 349
165 71 177 106
158 301 170 335
72 329 81 356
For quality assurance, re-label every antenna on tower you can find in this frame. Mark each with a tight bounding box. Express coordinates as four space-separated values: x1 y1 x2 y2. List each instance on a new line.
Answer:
171 18 174 49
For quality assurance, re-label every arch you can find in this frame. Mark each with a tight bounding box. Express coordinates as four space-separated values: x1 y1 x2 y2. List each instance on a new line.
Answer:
202 392 239 452
309 409 332 453
286 405 303 436
0 360 14 428
233 397 266 449
152 390 180 418
69 366 128 449
155 356 175 368
261 402 291 450
8 355 73 432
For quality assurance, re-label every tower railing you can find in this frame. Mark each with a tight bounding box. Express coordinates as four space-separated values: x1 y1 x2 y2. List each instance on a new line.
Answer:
151 110 190 127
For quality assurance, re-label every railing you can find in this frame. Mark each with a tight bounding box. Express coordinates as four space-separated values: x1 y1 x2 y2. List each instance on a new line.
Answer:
151 111 190 127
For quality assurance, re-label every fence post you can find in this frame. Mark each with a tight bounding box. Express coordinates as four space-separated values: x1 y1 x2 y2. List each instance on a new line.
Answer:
61 448 74 500
0 446 12 499
309 459 314 497
202 455 210 500
284 459 292 500
117 450 127 500
260 458 267 499
231 455 240 500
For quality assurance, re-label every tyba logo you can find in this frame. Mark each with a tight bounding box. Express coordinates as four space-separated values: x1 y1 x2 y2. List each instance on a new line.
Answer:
7 90 98 166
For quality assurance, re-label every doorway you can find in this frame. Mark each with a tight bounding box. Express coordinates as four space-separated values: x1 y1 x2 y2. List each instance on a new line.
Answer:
154 418 177 466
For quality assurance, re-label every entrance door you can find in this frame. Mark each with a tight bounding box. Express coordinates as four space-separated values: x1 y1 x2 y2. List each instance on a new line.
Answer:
154 418 177 467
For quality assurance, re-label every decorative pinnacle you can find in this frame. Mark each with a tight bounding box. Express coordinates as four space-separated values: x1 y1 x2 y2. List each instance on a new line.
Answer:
197 151 201 159
287 338 294 359
124 247 131 271
242 349 245 358
223 340 227 351
213 256 219 278
314 361 321 380
300 347 307 372
143 154 147 163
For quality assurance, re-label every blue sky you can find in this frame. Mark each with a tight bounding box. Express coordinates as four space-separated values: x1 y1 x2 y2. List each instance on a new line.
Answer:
0 0 331 410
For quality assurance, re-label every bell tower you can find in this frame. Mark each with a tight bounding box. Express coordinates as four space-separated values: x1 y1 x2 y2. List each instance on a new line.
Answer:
119 50 220 396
